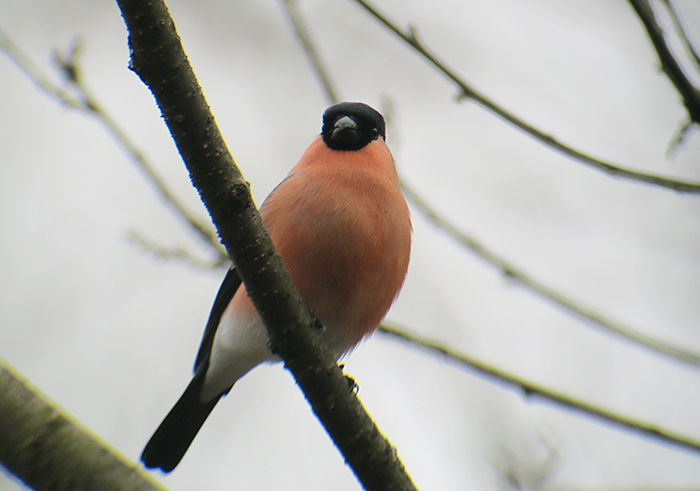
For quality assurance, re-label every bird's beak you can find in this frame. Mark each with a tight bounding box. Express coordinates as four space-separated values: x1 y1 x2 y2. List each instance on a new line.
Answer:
331 116 360 145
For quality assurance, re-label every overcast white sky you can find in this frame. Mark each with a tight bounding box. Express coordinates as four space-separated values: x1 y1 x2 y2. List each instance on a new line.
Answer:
1 0 700 490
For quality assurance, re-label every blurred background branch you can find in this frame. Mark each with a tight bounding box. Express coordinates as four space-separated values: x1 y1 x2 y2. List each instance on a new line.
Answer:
278 0 341 105
379 323 700 456
0 27 229 268
629 0 700 128
660 0 700 70
0 360 169 491
401 181 700 369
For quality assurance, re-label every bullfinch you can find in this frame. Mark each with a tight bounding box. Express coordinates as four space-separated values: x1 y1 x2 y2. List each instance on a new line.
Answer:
141 102 412 472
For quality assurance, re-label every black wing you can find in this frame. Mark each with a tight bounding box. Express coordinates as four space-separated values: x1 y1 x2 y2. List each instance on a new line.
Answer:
194 267 242 372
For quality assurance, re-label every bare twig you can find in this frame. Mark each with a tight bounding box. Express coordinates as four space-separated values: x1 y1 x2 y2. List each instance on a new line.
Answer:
278 0 341 105
629 0 700 126
126 229 226 270
0 27 228 264
660 0 700 72
0 28 84 109
349 0 700 194
379 323 700 456
402 180 700 369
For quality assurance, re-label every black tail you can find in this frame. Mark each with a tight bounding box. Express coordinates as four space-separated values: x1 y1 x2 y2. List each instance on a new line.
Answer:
141 366 222 472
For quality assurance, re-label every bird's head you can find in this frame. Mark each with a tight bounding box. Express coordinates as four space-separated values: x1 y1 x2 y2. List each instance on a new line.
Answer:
322 102 386 151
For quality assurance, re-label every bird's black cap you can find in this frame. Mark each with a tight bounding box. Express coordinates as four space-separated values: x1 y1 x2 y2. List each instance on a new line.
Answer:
322 102 386 151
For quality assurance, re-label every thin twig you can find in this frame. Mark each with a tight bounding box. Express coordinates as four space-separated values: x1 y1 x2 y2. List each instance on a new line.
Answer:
629 0 700 126
350 0 700 194
126 230 225 271
77 88 226 260
278 0 341 105
0 28 228 264
631 0 700 154
0 28 84 109
378 323 700 456
402 180 700 369
660 0 700 72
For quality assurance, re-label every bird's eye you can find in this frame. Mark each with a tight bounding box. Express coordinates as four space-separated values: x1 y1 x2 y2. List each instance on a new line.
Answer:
370 128 379 139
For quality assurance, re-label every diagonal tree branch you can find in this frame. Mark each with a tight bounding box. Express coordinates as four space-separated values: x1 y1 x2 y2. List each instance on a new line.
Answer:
378 323 700 456
114 1 416 489
0 360 169 491
349 0 700 195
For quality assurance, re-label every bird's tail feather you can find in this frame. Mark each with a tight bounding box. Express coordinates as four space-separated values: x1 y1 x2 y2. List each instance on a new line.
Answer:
141 366 222 472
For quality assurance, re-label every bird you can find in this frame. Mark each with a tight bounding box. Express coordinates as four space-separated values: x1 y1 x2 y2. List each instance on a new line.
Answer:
141 102 412 472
